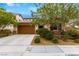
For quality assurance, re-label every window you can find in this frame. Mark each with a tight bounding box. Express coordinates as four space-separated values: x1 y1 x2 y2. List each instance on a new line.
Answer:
50 25 58 30
39 25 43 28
53 25 58 30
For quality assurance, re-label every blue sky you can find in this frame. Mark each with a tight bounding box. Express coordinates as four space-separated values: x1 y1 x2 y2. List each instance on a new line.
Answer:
0 3 37 18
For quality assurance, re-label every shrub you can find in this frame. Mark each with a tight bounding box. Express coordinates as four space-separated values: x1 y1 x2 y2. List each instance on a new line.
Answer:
63 32 71 41
34 36 40 43
67 28 79 39
51 37 59 43
0 29 11 38
0 34 7 37
60 30 69 41
74 39 79 43
60 30 66 35
0 29 11 36
36 28 53 40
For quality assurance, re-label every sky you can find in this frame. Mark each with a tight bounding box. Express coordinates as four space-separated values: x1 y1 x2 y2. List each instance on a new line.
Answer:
0 3 37 18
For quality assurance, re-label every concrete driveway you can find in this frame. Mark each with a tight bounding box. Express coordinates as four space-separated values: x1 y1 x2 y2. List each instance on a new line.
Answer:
0 34 35 56
0 35 34 46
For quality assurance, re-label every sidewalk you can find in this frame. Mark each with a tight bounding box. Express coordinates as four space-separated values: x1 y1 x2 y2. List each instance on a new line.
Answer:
23 45 65 56
58 45 79 56
23 45 79 56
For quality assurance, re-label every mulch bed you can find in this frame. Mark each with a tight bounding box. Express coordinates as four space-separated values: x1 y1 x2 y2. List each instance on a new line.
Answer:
31 36 79 45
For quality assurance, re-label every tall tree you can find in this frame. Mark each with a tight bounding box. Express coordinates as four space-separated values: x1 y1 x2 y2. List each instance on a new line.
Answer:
0 7 16 30
32 3 79 26
0 7 5 11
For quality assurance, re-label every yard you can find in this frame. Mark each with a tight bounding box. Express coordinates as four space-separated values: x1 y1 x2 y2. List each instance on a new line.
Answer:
31 3 79 45
31 37 78 45
31 28 79 45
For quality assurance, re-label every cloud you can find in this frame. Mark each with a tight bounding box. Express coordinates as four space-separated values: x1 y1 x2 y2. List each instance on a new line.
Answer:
6 3 15 6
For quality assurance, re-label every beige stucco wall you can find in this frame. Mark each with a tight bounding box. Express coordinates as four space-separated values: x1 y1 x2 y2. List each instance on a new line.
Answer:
35 24 50 31
16 15 24 22
4 24 14 32
2 14 23 33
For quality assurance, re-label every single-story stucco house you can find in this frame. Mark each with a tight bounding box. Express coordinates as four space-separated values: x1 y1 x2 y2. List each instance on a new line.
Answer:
4 14 79 34
15 14 63 34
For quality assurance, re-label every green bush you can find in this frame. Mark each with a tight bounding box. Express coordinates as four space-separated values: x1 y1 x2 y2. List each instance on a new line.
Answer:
0 29 11 36
60 30 69 40
0 34 7 37
60 30 66 35
34 36 40 43
51 37 59 43
0 29 11 37
67 28 79 39
36 28 53 40
74 39 79 43
60 29 79 39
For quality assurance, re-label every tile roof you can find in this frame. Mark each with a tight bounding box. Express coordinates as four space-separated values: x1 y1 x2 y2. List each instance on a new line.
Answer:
16 14 32 23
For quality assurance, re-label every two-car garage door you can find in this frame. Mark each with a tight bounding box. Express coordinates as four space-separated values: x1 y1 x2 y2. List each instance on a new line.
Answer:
17 25 35 34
